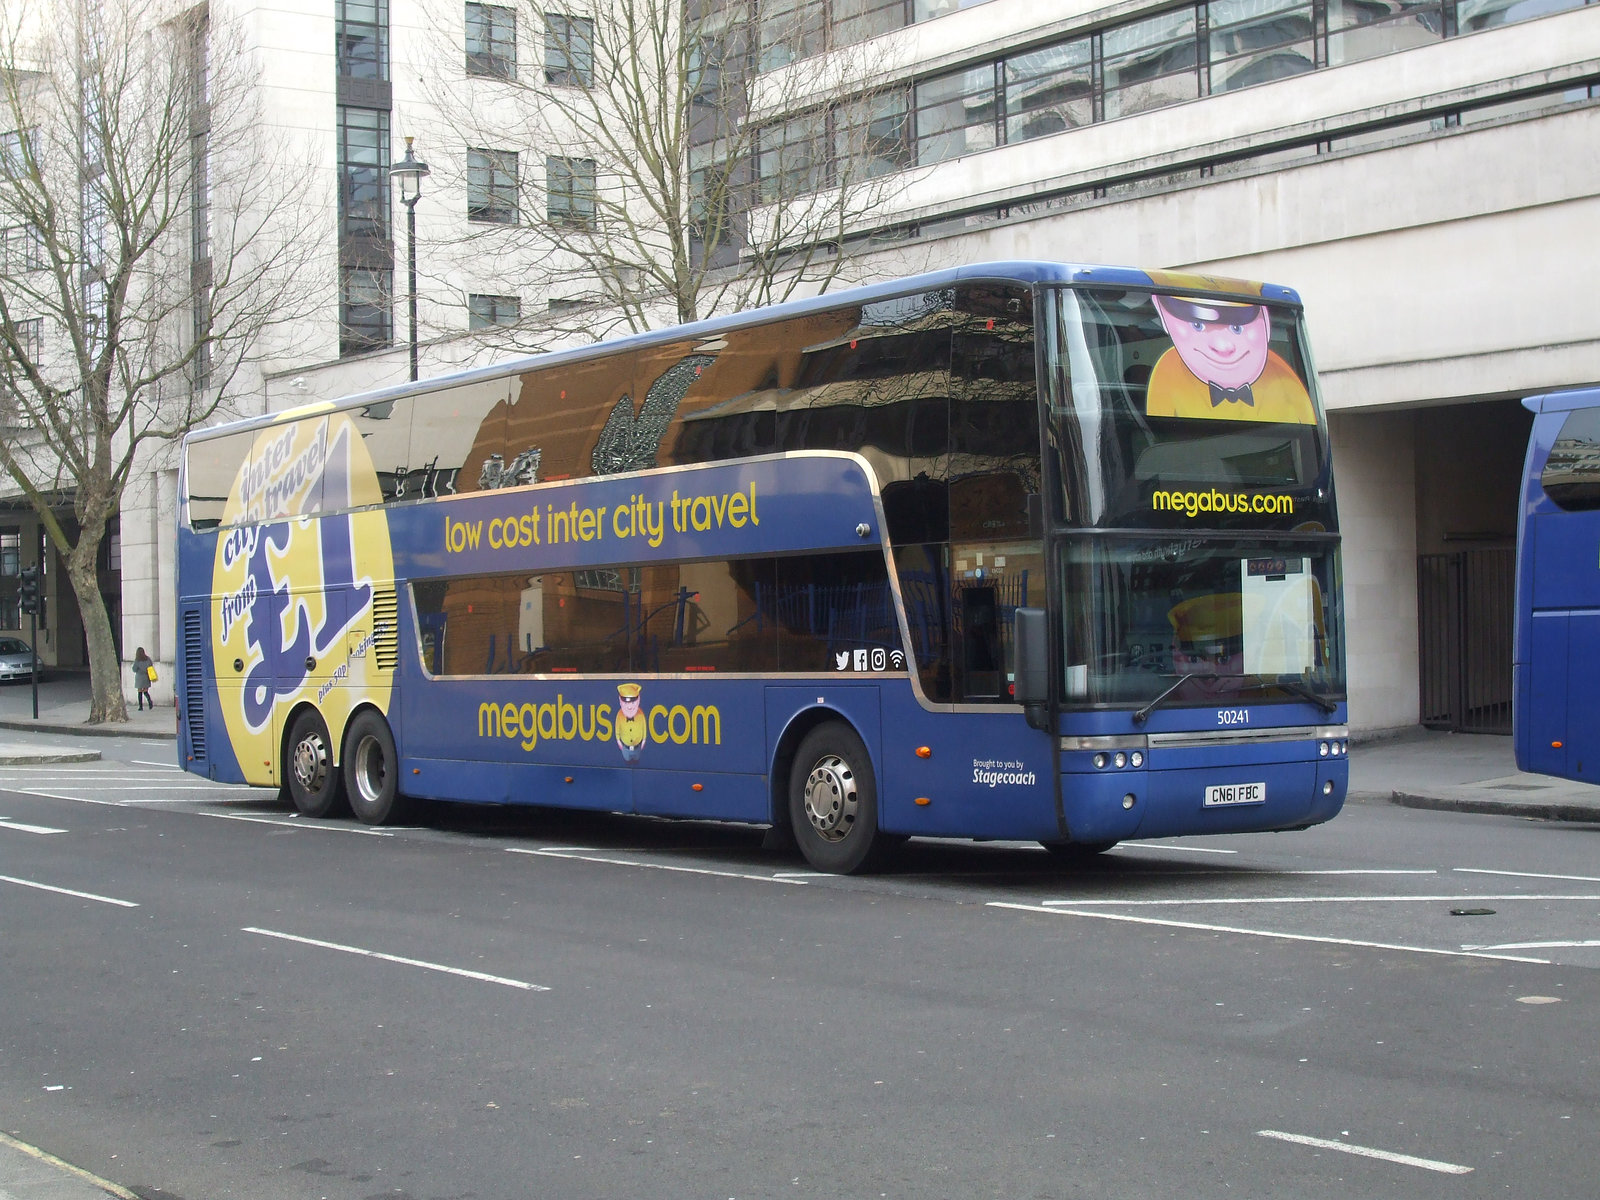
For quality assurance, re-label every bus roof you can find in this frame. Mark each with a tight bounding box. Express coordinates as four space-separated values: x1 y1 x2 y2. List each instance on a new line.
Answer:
1523 387 1600 415
189 259 1303 445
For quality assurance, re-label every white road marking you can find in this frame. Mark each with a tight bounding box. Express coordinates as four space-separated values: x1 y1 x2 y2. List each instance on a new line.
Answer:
0 816 66 834
0 1131 139 1200
510 846 808 884
12 790 124 806
1456 867 1600 883
1038 893 1600 907
1463 939 1600 951
1117 843 1237 855
194 811 394 835
129 760 181 769
988 901 1550 963
1257 1129 1472 1175
0 874 139 907
242 927 547 991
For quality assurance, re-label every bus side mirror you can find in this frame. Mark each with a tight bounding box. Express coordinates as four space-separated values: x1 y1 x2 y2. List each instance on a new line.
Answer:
1012 607 1050 729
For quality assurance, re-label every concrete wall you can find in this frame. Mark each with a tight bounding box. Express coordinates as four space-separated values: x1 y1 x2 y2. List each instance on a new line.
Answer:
1329 410 1420 731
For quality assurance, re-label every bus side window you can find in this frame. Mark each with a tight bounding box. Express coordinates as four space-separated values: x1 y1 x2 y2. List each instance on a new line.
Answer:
661 322 779 467
347 396 415 504
1541 409 1600 511
184 430 257 529
773 549 897 672
408 378 513 498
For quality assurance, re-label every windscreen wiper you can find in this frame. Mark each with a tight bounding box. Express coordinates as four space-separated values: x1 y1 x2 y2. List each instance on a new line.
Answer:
1132 672 1216 725
1267 675 1338 715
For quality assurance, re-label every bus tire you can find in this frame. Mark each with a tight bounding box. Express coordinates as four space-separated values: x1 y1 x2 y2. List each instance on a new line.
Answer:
285 709 346 818
789 722 893 875
1042 840 1118 861
344 710 406 825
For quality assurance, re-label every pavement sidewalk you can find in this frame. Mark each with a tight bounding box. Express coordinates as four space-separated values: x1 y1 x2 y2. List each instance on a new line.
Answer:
0 670 175 741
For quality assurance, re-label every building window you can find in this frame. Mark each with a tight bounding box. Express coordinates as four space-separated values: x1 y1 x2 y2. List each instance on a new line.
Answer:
466 2 516 77
914 66 997 165
468 148 520 223
0 224 42 271
469 293 521 328
337 0 389 80
756 110 828 202
0 127 36 175
338 107 390 239
1208 0 1314 94
544 13 594 85
757 0 828 73
1326 0 1447 68
0 528 18 577
3 317 42 364
836 90 912 179
546 155 596 227
340 266 392 355
1004 39 1092 142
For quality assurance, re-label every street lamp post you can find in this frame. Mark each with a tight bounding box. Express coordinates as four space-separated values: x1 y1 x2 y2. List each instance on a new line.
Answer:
389 137 430 382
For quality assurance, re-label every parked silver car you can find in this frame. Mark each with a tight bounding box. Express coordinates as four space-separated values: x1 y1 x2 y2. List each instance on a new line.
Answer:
0 636 37 683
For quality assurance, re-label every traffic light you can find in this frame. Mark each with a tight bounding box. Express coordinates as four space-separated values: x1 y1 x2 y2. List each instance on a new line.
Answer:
17 564 38 615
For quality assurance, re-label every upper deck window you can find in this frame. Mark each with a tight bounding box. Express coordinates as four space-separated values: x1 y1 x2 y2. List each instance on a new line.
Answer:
1541 408 1600 511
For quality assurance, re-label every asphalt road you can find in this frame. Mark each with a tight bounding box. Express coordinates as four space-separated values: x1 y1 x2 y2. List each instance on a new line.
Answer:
2 737 1598 1199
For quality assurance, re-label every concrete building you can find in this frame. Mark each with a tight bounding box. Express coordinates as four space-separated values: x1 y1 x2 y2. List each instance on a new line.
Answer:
91 0 1600 732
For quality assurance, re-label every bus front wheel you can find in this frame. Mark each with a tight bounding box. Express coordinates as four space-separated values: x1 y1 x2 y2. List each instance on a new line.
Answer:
789 722 895 875
1042 840 1118 862
344 711 406 825
285 710 346 818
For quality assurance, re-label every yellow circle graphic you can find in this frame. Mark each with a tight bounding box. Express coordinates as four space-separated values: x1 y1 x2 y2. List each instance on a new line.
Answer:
210 411 396 781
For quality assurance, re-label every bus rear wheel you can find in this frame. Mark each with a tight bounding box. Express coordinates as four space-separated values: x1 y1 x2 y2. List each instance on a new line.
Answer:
344 711 406 825
789 722 894 875
285 710 346 818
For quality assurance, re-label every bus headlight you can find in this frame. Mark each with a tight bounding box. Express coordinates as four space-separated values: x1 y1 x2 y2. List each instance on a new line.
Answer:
1113 752 1127 769
1094 753 1108 769
1318 741 1329 757
1130 751 1144 768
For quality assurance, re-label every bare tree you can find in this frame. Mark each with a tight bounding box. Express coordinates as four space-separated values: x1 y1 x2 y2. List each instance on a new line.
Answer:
420 0 920 342
0 0 319 722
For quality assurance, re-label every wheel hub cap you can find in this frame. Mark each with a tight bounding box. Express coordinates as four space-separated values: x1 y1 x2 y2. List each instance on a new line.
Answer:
802 753 857 842
293 733 327 793
353 734 385 804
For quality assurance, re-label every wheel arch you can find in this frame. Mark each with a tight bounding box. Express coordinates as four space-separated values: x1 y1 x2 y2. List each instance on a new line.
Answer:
767 704 876 828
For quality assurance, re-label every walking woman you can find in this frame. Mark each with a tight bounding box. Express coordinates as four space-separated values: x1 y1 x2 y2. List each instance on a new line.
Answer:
132 646 154 711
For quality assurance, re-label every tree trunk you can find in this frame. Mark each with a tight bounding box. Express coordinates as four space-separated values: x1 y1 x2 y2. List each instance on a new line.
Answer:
64 537 128 724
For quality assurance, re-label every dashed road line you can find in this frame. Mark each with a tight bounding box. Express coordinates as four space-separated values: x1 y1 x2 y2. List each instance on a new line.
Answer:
0 873 139 907
193 811 395 835
242 927 547 991
1457 867 1600 884
510 845 809 884
0 816 67 834
1258 1129 1472 1175
1038 893 1600 907
988 901 1550 963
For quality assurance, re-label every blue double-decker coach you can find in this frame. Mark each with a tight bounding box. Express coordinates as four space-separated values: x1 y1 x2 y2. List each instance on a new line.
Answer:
176 262 1348 872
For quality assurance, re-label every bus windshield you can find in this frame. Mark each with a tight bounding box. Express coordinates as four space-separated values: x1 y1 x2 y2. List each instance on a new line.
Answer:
1047 283 1344 711
1060 537 1345 708
1050 285 1335 532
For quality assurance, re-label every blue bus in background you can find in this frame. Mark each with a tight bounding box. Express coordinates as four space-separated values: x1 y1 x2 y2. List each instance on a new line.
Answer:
1515 387 1600 781
176 262 1348 873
